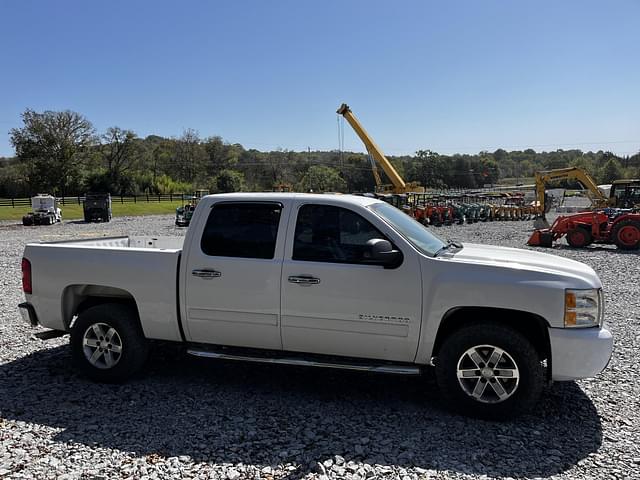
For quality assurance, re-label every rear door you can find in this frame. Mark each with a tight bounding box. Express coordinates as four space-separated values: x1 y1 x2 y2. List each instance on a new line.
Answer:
280 201 423 362
183 201 286 350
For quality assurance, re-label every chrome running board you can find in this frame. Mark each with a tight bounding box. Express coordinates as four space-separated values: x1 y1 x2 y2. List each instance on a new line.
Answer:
186 349 421 375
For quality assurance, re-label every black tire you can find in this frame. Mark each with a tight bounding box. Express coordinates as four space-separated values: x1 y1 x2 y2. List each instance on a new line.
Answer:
566 226 593 248
611 219 640 250
435 323 544 419
70 303 149 383
22 216 33 226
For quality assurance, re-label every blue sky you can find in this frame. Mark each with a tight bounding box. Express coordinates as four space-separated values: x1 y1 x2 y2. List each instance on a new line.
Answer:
1 0 638 157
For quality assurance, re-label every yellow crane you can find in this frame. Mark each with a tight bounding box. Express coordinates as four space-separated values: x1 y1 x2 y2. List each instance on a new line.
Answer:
337 103 423 194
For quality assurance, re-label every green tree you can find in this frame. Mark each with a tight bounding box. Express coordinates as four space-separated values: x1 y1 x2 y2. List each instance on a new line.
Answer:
174 129 205 183
0 159 28 197
601 158 623 183
153 174 192 194
451 155 477 188
569 155 595 174
100 127 139 193
10 109 96 195
414 150 448 188
341 153 373 192
479 155 500 185
299 165 346 192
204 136 240 176
213 169 245 192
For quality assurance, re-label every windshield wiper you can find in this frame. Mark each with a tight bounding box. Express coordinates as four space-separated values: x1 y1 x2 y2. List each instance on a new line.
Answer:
435 240 463 257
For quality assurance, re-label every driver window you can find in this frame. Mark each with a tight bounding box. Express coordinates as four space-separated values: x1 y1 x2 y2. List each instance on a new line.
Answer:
293 204 388 263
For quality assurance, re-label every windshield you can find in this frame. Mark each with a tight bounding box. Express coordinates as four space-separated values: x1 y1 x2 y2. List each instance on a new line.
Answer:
369 202 447 257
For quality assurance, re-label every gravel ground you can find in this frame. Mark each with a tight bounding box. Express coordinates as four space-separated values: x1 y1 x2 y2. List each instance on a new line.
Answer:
1 213 639 480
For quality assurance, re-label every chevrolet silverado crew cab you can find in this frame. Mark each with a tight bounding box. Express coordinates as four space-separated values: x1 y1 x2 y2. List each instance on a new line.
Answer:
19 193 613 418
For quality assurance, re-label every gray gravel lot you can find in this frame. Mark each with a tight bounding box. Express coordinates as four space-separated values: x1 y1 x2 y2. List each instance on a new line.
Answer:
1 213 639 479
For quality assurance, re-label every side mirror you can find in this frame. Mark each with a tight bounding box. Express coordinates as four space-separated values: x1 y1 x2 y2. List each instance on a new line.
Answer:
365 239 403 269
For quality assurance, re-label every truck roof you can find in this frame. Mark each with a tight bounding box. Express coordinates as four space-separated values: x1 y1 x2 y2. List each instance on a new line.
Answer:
611 179 640 185
200 192 383 207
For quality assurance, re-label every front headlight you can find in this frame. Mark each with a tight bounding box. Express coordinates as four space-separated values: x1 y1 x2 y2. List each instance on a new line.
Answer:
564 288 603 328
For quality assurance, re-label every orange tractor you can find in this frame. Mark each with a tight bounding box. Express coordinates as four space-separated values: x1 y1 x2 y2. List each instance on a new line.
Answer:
528 209 640 250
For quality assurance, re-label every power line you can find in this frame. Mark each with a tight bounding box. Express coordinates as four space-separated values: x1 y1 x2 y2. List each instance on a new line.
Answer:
373 140 640 155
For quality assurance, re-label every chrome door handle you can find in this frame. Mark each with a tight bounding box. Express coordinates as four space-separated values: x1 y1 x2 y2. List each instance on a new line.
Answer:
288 275 320 286
192 269 222 279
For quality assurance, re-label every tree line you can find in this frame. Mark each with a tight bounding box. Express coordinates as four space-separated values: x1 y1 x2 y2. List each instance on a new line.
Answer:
1 108 638 198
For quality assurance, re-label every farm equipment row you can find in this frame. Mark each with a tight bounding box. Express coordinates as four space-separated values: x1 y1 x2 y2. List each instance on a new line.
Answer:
372 192 536 226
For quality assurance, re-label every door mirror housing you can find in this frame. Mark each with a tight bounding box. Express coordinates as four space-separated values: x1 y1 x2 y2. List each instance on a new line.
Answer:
366 239 403 269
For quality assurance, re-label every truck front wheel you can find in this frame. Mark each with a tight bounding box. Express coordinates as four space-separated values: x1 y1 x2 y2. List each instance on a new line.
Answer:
435 323 544 419
70 304 149 382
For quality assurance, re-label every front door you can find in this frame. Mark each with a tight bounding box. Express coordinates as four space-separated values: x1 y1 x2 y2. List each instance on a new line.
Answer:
280 202 423 362
183 201 286 350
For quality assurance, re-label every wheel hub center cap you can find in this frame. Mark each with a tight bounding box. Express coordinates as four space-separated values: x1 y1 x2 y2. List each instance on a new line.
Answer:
481 367 494 378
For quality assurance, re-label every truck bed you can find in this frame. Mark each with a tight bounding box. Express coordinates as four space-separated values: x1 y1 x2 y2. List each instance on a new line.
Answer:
23 236 184 341
42 235 184 250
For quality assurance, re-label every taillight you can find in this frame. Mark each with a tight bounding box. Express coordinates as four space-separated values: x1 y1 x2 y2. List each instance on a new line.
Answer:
22 258 32 294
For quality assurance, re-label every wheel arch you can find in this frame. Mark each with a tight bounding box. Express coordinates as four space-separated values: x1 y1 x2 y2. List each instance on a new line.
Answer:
432 307 551 363
62 284 140 331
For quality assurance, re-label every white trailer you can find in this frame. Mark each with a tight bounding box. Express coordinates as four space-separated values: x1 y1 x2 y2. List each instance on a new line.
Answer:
22 194 62 226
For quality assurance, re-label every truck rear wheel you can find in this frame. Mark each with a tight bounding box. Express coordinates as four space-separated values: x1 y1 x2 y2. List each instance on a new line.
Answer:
435 323 544 419
611 219 640 250
70 303 149 382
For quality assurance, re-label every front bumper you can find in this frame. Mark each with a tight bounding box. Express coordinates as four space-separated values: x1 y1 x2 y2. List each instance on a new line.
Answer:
18 302 39 326
549 324 613 381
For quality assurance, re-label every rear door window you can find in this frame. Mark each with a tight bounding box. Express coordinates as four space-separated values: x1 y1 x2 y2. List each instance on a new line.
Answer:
201 202 282 259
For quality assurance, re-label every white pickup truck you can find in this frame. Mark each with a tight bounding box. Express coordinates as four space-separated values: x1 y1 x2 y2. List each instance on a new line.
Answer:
19 193 612 418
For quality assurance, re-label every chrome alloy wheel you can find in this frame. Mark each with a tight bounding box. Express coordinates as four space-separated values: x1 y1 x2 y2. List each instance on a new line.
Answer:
456 344 520 404
82 323 123 369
